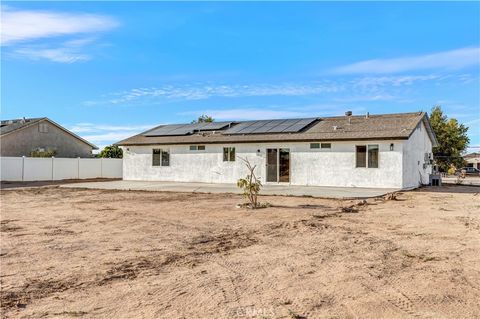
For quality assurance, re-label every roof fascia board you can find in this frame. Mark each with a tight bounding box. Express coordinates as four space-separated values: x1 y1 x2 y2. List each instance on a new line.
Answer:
43 118 99 149
116 136 409 146
407 113 438 147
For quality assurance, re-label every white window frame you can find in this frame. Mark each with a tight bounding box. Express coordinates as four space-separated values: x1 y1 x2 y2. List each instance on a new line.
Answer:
223 147 236 162
355 144 379 168
310 142 332 150
152 148 170 167
189 145 205 151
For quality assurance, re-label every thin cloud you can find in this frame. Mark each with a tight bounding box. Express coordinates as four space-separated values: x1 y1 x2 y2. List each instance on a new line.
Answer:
351 75 443 88
97 83 343 105
465 118 480 126
81 132 137 144
1 6 118 63
68 123 156 144
332 47 480 74
69 123 155 133
85 74 461 106
14 46 90 63
1 6 119 46
333 94 398 102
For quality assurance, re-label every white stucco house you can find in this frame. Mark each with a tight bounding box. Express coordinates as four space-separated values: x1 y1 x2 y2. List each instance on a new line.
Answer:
116 111 438 189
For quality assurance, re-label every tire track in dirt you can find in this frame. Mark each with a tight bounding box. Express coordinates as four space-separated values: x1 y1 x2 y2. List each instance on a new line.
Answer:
0 228 260 311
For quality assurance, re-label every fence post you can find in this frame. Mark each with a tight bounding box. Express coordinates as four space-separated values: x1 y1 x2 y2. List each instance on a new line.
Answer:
51 156 55 181
77 157 80 179
101 158 103 178
22 156 25 182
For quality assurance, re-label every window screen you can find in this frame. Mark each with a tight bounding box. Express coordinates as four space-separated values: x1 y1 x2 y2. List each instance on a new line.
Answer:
310 143 320 149
368 145 379 168
356 145 367 167
190 145 205 151
153 149 169 166
161 150 170 166
321 143 331 149
223 147 235 161
152 149 161 166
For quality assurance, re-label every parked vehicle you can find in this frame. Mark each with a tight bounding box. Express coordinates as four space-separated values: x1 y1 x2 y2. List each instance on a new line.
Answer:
455 167 480 176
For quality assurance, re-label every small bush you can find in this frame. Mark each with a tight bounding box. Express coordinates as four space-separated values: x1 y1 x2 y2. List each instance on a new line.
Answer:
30 149 56 157
447 166 456 176
237 158 262 209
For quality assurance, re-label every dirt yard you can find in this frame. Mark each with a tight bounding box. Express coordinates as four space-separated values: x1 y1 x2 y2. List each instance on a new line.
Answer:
1 186 479 318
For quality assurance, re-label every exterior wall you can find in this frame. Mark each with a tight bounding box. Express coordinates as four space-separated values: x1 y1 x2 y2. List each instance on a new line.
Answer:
0 120 93 158
465 156 480 169
122 140 405 188
402 121 433 189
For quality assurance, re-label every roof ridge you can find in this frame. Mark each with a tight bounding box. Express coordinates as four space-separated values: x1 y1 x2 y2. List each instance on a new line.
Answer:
140 112 424 128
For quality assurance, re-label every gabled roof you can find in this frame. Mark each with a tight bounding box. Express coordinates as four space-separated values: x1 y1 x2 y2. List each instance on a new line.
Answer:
464 152 480 159
0 118 45 135
0 117 98 149
116 111 438 147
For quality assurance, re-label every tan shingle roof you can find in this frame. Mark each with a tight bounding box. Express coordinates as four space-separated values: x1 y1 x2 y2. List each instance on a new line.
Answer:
116 112 437 146
0 118 44 135
1 117 98 149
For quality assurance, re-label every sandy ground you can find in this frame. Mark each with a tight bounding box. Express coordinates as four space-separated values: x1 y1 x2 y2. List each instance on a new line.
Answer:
1 186 479 319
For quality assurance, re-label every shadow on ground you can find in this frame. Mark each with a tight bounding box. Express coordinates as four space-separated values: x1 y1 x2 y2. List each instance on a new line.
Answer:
0 178 120 190
417 185 480 194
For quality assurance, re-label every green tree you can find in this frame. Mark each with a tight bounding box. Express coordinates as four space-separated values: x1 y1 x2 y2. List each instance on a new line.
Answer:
191 114 214 123
99 145 123 158
430 106 469 172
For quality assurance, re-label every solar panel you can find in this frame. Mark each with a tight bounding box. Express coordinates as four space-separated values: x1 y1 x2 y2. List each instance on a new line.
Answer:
144 118 318 136
196 122 232 131
224 118 318 135
281 118 317 133
249 120 287 133
143 121 233 136
224 121 257 134
143 124 185 136
261 119 299 133
239 121 273 134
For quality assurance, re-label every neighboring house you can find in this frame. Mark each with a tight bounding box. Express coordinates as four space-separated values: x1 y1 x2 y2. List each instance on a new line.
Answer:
464 152 480 169
0 118 97 158
116 111 437 189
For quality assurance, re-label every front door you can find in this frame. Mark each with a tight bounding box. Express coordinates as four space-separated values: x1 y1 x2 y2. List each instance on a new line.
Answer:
266 148 290 183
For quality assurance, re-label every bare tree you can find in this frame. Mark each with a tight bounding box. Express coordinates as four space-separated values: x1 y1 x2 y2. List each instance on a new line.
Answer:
236 157 262 209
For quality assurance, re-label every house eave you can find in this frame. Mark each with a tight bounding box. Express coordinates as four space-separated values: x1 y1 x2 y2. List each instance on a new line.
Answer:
116 136 409 147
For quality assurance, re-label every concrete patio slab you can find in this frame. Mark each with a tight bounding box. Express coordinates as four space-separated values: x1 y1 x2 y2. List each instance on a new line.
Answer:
60 180 400 199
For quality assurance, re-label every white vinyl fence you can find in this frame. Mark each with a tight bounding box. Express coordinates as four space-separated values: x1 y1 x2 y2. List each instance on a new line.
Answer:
0 157 122 182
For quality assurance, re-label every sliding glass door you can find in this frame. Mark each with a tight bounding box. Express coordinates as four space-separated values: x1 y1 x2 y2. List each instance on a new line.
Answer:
266 149 278 182
266 148 290 183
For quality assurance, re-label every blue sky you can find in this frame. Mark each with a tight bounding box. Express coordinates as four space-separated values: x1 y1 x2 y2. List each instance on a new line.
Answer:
1 2 479 151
